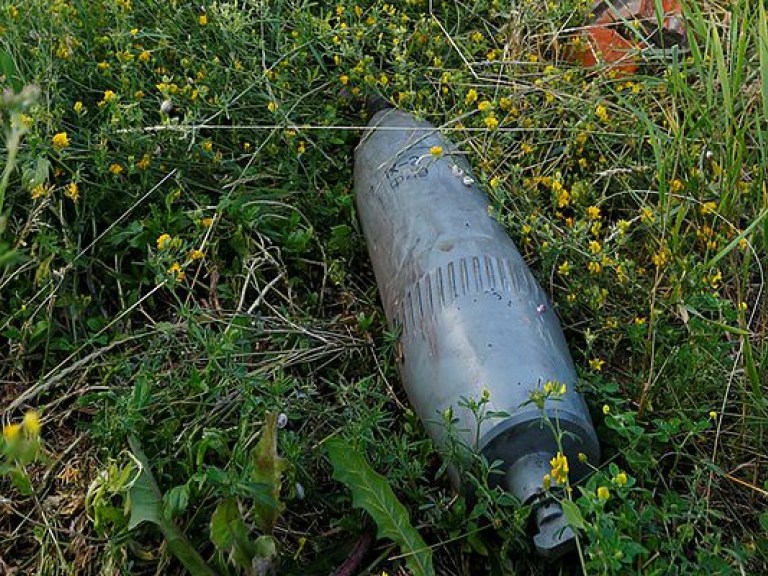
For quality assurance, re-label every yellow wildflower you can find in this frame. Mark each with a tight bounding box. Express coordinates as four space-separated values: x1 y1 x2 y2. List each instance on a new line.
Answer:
543 381 566 395
595 104 609 122
558 261 571 276
700 201 717 215
30 183 52 200
198 14 208 25
297 141 306 154
614 472 628 486
52 132 70 150
188 249 205 261
597 486 610 500
640 206 656 223
709 410 717 420
65 182 79 202
139 50 151 63
465 88 478 105
586 205 600 220
168 262 185 281
339 74 349 85
549 452 569 484
588 261 601 274
3 423 21 442
137 154 151 170
156 234 172 250
477 100 492 112
108 163 123 175
429 145 443 157
73 101 84 114
589 357 605 371
267 101 279 113
102 90 116 103
652 248 670 267
542 474 552 490
709 270 722 289
484 115 499 130
23 411 41 435
589 240 601 254
201 217 214 228
602 404 610 414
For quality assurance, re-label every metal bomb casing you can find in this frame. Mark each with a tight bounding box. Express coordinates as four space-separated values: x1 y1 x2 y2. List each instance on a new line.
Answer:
354 108 600 558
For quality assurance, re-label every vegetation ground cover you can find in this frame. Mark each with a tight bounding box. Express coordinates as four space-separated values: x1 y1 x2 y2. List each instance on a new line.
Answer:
1 0 767 574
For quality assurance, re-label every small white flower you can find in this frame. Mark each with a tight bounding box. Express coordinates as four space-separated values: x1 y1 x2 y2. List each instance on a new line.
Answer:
462 175 475 186
277 413 288 429
452 165 464 177
160 99 174 114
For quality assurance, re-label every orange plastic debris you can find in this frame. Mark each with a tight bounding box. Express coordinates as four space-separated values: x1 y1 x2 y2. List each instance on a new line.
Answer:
568 0 686 74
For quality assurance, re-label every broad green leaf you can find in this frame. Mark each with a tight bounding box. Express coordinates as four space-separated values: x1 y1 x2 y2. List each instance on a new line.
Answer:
560 499 586 531
326 438 434 576
127 436 219 576
250 412 288 532
210 497 259 572
164 484 190 518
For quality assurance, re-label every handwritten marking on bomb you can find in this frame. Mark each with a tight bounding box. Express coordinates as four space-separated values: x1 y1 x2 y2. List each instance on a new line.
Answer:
385 155 429 189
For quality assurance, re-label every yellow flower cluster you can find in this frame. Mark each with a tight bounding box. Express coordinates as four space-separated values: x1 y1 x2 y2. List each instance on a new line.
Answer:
65 182 79 202
52 132 70 150
2 410 41 442
157 233 173 250
168 262 185 281
543 381 566 396
549 452 569 485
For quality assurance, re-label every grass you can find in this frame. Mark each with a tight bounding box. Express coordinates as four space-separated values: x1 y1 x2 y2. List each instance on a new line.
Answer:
1 0 767 574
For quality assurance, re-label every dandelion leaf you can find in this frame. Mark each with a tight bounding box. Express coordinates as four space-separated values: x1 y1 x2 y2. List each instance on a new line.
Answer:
210 497 261 572
127 436 218 576
326 438 434 576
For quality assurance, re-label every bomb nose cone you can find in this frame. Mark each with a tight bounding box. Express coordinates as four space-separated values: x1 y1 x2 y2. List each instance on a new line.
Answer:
532 499 575 560
365 95 392 117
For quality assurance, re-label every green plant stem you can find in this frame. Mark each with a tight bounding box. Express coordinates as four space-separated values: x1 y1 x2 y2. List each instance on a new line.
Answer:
0 125 22 216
